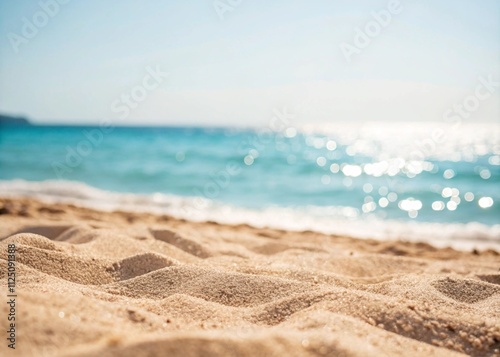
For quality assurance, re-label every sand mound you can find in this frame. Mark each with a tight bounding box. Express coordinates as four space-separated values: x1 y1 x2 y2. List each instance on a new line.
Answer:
113 253 178 281
151 229 212 258
105 266 305 306
0 197 499 356
432 278 500 304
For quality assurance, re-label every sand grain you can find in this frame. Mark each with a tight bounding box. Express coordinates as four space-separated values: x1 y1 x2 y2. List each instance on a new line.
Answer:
0 197 499 356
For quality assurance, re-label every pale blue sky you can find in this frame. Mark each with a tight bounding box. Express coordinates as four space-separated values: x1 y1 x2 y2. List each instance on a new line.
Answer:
0 0 498 126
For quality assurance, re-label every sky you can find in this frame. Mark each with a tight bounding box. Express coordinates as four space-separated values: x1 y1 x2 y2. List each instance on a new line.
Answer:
0 0 499 127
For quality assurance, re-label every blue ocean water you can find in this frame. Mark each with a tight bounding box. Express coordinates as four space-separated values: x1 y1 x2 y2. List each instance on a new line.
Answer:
1 123 499 249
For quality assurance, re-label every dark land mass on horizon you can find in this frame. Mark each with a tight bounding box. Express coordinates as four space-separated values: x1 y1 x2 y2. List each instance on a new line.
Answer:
0 113 31 126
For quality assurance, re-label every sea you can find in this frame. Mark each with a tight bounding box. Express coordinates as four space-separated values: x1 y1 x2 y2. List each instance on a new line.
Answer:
1 122 499 250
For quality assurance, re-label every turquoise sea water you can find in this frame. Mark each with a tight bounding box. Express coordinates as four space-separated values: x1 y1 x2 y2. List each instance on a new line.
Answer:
1 123 499 249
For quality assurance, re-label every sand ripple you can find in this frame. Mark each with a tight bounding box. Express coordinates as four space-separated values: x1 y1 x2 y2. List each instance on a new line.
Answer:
0 198 499 356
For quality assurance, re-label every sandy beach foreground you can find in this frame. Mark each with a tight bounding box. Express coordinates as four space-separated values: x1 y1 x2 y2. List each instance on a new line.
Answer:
0 197 499 356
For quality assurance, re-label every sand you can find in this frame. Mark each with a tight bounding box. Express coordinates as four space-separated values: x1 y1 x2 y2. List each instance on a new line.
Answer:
0 197 499 357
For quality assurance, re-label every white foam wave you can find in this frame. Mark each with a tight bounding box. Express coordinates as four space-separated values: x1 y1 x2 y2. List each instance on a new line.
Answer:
1 179 499 251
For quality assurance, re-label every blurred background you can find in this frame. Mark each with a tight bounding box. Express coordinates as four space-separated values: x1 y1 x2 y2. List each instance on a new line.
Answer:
1 0 498 125
0 0 499 249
